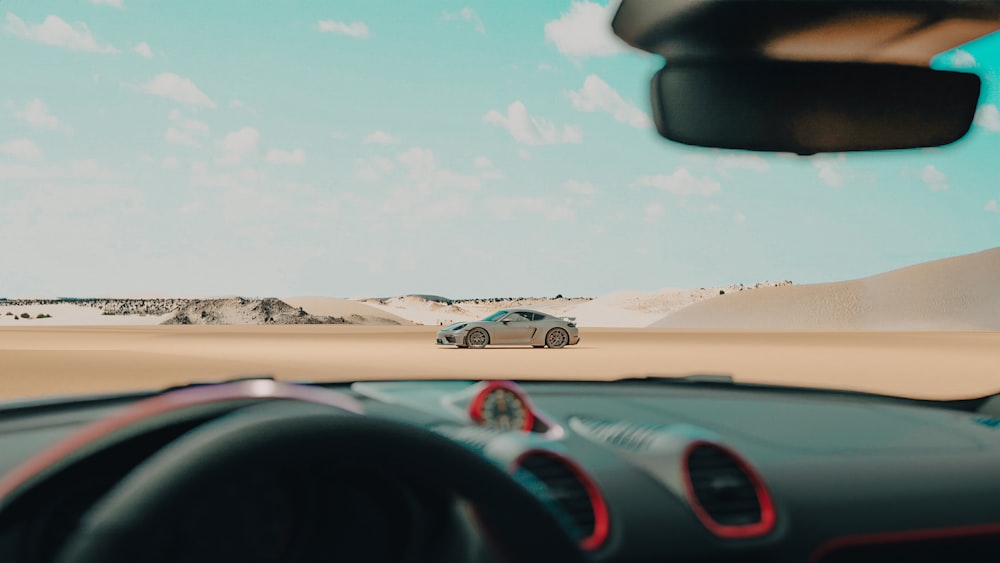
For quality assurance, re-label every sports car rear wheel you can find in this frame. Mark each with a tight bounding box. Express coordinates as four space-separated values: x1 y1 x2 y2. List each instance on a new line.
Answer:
466 328 490 349
545 328 569 349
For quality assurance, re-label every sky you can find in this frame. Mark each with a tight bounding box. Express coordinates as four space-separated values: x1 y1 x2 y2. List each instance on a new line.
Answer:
0 0 998 299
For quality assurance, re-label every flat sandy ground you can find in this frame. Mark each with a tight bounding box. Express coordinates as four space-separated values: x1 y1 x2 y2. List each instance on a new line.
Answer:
1 326 998 401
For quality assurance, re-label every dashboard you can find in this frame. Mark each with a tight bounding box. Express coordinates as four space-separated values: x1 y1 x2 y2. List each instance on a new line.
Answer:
0 378 999 562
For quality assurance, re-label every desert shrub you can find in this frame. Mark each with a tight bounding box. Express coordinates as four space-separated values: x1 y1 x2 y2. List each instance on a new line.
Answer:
719 290 725 295
19 313 30 319
36 313 52 319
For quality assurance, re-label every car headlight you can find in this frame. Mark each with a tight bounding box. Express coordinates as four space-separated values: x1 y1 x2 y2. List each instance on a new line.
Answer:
446 323 467 331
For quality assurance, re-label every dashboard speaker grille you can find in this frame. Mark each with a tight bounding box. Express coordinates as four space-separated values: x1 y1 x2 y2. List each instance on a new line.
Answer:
686 443 765 528
515 451 608 549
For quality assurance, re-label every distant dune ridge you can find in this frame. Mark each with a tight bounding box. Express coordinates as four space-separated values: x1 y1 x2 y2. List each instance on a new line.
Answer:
652 247 1000 330
2 247 995 328
281 296 410 326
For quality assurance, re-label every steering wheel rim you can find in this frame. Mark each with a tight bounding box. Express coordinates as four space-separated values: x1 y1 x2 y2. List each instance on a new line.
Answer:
56 402 590 563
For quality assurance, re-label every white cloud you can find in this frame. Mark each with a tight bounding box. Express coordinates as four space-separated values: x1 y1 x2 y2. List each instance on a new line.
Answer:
812 154 845 187
355 156 395 182
217 127 260 165
69 159 114 180
90 0 124 7
165 127 200 148
0 159 115 181
472 156 503 180
538 63 557 72
643 203 664 223
162 156 180 169
133 41 152 58
565 180 598 195
974 104 1000 132
142 73 216 107
544 1 626 59
567 74 651 128
488 197 575 221
483 101 583 146
3 12 118 53
179 201 204 216
181 118 209 135
317 20 370 38
946 49 976 68
920 164 949 191
442 7 485 34
635 167 722 196
396 147 481 193
363 130 400 144
634 168 721 196
398 147 436 173
717 153 770 173
518 149 532 160
8 99 70 131
264 148 306 165
734 212 747 224
0 138 43 161
986 199 999 213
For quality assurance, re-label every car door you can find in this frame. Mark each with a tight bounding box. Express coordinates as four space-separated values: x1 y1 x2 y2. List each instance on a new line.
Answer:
491 312 535 344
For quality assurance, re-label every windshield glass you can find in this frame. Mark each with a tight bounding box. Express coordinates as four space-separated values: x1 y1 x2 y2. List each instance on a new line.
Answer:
0 1 998 402
482 311 509 322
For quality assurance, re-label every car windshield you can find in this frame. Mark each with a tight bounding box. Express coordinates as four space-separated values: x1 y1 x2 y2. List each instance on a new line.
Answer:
0 1 997 402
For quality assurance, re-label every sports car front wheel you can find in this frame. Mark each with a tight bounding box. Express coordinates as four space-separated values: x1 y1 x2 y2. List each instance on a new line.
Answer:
545 328 569 349
466 328 490 349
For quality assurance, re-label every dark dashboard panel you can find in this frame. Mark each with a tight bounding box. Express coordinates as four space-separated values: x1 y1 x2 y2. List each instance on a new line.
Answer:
0 380 998 562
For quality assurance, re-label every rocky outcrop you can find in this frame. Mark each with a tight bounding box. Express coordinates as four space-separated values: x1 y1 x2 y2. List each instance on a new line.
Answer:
161 298 349 325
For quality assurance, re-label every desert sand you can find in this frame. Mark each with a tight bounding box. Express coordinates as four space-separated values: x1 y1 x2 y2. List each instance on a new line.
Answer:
1 326 998 402
1 249 996 403
653 247 1000 330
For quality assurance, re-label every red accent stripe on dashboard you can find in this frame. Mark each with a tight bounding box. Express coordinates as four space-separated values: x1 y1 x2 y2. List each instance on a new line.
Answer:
0 380 362 500
808 522 1000 563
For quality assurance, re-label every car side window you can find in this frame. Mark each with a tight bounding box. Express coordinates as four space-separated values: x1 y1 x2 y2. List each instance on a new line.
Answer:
529 313 544 321
506 312 530 322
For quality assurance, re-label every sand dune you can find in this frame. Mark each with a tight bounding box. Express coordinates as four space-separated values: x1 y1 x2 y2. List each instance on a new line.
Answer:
282 296 410 325
653 247 1000 330
359 295 586 326
356 284 790 328
567 284 789 327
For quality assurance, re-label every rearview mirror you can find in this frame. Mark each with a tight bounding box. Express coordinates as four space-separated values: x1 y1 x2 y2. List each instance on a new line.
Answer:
651 61 981 154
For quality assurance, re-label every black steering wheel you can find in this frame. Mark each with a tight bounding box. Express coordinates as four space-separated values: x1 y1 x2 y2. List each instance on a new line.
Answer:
54 401 590 563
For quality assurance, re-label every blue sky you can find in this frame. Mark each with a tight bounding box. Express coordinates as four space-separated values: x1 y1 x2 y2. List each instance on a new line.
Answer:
0 0 998 299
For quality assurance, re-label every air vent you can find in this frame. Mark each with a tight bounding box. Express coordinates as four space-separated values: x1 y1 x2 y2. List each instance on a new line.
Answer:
513 451 609 550
683 442 775 538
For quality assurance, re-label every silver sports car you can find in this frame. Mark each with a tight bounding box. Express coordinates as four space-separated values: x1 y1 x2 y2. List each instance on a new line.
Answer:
436 309 581 349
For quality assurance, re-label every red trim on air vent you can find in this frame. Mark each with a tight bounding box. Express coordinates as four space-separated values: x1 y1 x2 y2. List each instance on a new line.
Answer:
808 523 1000 563
681 440 776 539
510 449 610 550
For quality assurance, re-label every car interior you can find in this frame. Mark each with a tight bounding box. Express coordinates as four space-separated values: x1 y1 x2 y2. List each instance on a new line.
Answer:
1 1 999 562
